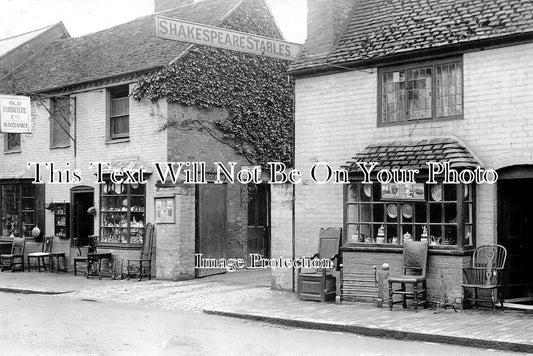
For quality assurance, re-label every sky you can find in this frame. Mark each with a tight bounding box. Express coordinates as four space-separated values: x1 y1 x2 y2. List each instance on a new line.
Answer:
0 0 307 43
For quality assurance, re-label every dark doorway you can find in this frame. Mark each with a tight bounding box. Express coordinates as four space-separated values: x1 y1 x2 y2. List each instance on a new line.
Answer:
196 183 227 277
498 176 533 300
71 186 94 247
247 183 270 259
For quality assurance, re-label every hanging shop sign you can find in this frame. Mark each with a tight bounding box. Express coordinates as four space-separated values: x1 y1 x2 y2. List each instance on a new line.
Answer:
0 95 31 133
155 16 302 60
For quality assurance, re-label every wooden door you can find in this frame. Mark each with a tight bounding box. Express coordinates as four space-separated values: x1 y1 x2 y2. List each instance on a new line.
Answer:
196 183 227 277
70 187 94 247
498 178 533 299
247 184 270 259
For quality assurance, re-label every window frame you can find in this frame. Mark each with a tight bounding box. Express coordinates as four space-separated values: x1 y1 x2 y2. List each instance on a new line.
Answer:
107 85 130 141
99 179 146 247
49 96 72 148
343 181 475 249
0 183 36 238
377 57 464 126
4 133 21 153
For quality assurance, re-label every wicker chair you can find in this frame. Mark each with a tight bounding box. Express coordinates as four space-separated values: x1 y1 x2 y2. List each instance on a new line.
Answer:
462 244 507 311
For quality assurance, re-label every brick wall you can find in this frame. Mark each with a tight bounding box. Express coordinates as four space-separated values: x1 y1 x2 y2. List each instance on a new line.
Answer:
271 42 533 290
0 83 168 262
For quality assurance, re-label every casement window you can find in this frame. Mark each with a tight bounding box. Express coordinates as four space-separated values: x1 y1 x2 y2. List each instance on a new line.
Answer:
108 86 129 140
50 97 71 148
379 58 463 124
344 182 474 248
1 183 35 237
4 133 21 152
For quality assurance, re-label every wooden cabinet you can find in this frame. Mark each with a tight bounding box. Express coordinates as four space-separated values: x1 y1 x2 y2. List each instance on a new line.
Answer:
54 203 70 239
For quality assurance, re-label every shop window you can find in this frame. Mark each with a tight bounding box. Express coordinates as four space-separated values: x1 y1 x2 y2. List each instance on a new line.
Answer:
100 180 145 245
379 58 463 124
4 133 21 152
50 97 71 147
0 184 35 237
344 182 474 248
108 86 129 140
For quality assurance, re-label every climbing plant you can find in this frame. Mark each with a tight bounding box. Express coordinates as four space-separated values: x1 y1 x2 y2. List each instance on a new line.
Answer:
131 0 294 167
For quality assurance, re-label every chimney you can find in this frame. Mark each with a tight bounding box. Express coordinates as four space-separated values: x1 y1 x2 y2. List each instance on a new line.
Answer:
155 0 194 12
306 0 354 56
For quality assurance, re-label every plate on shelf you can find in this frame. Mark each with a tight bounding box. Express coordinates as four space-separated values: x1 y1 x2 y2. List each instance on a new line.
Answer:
401 204 413 219
386 204 398 219
431 185 442 201
114 184 124 194
363 185 372 197
464 185 469 198
131 182 139 189
103 184 110 194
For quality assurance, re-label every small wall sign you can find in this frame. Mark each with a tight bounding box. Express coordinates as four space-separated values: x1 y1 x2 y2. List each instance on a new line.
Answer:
155 197 175 224
0 95 32 133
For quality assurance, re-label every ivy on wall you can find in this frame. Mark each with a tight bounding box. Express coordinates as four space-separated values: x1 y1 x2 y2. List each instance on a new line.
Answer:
131 0 294 167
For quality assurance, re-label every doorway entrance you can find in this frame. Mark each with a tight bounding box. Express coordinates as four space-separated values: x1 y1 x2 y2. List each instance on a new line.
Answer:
497 169 533 302
71 186 94 247
247 183 270 259
195 183 227 277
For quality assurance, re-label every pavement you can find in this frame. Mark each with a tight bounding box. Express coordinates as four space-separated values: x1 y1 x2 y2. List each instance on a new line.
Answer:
1 269 532 354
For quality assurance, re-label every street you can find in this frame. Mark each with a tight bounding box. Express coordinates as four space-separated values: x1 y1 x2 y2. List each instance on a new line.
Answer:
0 292 523 356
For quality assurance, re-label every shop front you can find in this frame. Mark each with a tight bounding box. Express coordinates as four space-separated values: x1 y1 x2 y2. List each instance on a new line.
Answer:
341 138 480 303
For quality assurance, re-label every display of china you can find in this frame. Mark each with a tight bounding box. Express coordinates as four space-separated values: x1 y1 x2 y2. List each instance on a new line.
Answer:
350 234 359 243
376 236 385 244
392 237 399 244
364 236 372 243
403 231 412 242
376 225 385 244
420 227 428 243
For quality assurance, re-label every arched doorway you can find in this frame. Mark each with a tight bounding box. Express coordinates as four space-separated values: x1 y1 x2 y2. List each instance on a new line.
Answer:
497 165 533 304
70 186 94 246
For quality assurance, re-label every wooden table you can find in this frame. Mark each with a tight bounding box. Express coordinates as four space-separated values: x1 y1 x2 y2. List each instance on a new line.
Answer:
86 252 114 279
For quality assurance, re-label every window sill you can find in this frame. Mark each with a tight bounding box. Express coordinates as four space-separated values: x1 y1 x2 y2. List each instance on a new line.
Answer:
97 242 142 250
106 138 130 145
341 243 474 255
377 115 463 127
4 149 21 154
50 145 71 150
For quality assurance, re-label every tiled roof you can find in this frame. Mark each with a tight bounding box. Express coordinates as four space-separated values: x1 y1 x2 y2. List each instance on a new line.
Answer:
345 137 480 173
0 24 60 57
290 0 533 72
0 0 243 93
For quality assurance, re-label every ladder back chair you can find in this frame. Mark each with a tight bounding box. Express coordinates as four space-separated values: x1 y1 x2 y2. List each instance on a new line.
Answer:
27 236 54 272
122 224 154 281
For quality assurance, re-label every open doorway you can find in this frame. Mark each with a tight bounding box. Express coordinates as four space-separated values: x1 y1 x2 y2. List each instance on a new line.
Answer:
71 186 94 247
247 183 270 259
498 167 533 306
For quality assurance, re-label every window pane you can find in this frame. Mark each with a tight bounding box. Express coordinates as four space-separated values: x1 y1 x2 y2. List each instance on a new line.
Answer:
373 204 384 222
111 97 129 117
7 133 20 150
360 204 371 222
347 204 358 222
112 116 129 137
51 97 71 147
1 185 20 236
407 67 432 120
381 71 406 123
436 63 463 117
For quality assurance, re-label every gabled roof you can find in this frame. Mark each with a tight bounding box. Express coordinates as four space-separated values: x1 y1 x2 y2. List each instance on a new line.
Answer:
0 23 68 57
0 0 244 94
290 0 533 73
345 137 480 172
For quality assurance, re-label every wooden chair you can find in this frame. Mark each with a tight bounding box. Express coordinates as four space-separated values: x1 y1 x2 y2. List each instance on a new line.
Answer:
27 236 54 272
0 237 26 272
388 241 428 312
122 224 154 281
462 244 507 311
73 236 98 276
297 227 342 302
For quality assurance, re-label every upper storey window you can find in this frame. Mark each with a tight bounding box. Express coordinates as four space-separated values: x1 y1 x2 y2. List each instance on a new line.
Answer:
109 86 129 140
379 58 463 124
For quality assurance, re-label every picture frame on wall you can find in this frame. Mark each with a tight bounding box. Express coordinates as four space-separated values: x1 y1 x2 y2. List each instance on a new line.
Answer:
154 196 175 224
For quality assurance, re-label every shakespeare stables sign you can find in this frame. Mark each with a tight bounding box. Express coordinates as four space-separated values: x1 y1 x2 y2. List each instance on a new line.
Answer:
0 95 32 133
156 16 302 61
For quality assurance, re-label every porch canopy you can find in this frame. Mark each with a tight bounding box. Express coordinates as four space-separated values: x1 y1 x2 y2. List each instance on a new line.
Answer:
344 137 481 178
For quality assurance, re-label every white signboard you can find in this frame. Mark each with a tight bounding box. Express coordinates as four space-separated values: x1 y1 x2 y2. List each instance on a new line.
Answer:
156 16 302 61
0 95 31 133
